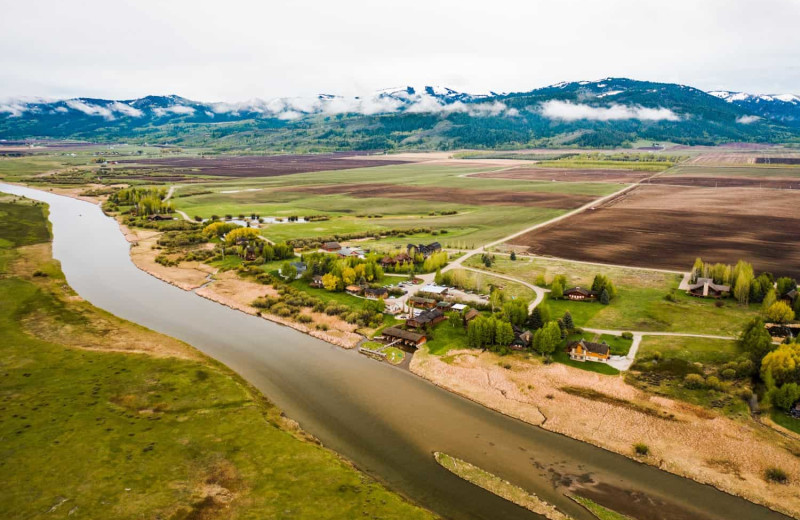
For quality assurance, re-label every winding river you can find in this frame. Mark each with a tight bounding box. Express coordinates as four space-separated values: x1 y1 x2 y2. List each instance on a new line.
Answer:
2 183 792 520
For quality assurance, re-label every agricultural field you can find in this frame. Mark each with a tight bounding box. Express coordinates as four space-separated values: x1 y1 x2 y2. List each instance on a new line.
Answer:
466 255 761 336
508 184 800 279
117 152 412 177
170 162 624 247
470 167 652 183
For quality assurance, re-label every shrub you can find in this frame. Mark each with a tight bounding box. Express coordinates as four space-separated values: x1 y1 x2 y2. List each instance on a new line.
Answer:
621 331 633 340
634 443 650 456
765 467 789 484
665 291 678 302
684 373 705 389
297 314 313 324
715 300 725 308
706 376 723 391
721 368 736 380
32 270 48 277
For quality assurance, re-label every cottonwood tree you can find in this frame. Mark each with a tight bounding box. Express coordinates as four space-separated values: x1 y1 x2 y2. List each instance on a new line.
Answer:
532 321 561 355
739 317 774 368
765 301 795 324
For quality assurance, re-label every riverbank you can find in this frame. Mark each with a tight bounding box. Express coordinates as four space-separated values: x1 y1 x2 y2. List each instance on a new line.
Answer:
0 196 436 520
410 347 800 519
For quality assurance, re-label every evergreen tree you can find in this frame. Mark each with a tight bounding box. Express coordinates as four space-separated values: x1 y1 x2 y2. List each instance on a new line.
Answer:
550 281 564 299
600 288 610 305
527 307 544 330
510 251 517 261
562 311 574 331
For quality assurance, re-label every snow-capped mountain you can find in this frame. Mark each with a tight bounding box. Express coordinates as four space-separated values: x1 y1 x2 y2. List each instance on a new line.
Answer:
709 90 800 128
1 78 798 147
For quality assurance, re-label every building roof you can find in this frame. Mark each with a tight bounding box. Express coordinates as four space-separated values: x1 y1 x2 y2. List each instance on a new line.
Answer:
408 296 436 305
322 241 341 249
420 284 449 294
408 308 444 325
687 277 730 295
451 303 467 311
291 261 307 271
564 287 597 297
383 327 426 343
464 308 480 321
786 289 798 300
568 339 610 356
345 285 362 292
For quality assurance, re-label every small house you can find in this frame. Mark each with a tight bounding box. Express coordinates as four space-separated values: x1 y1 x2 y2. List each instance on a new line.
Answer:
382 327 427 348
451 303 467 312
567 339 610 363
346 285 364 295
322 241 341 252
364 287 389 300
380 253 412 268
687 277 730 299
408 296 437 310
310 275 324 288
463 308 480 326
781 289 798 304
510 327 533 350
336 247 364 258
406 308 445 329
564 287 598 301
147 214 173 221
407 242 442 258
436 301 453 311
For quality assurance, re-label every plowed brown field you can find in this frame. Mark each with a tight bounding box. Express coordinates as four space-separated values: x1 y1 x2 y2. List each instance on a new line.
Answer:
509 185 800 277
287 183 596 209
471 168 650 183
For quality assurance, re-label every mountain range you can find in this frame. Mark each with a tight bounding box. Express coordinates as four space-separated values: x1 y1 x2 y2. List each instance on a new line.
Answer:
1 78 799 150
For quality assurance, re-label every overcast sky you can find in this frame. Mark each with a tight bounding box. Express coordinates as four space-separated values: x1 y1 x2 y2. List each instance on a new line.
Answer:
1 0 798 101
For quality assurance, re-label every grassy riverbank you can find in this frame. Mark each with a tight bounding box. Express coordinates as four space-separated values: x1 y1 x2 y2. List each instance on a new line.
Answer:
0 197 434 520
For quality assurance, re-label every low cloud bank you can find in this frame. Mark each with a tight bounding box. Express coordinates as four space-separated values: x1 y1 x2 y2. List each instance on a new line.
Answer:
736 115 761 124
540 100 680 121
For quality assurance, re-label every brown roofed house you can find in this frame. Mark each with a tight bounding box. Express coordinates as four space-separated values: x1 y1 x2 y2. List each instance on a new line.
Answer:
406 308 445 329
686 277 730 299
564 287 598 301
382 327 427 348
567 339 610 363
322 241 341 251
408 296 437 309
462 308 480 326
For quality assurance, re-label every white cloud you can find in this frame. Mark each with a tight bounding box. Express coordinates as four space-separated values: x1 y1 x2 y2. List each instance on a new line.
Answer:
110 101 143 117
153 105 195 116
736 115 761 124
65 99 115 119
539 100 680 121
0 100 28 116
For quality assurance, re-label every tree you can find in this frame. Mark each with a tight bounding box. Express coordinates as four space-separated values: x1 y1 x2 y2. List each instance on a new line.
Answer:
600 288 610 305
750 273 773 303
495 321 515 346
341 267 356 286
445 310 461 328
322 273 341 292
489 289 505 313
765 301 795 324
510 251 517 261
502 300 528 327
550 281 564 299
761 288 777 314
224 227 260 245
280 261 297 281
434 268 443 285
562 311 574 331
533 321 561 355
527 307 544 330
739 317 774 367
691 257 704 282
761 343 800 388
591 274 616 300
777 277 798 297
732 260 754 305
771 383 800 411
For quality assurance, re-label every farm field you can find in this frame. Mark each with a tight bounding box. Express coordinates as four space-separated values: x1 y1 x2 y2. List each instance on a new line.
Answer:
171 162 624 247
508 184 800 278
117 152 412 177
470 167 651 183
661 164 800 179
465 255 761 335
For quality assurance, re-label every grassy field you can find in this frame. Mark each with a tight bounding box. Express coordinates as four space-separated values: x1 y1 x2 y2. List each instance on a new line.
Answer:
771 410 800 435
571 495 633 520
471 256 759 336
0 199 433 520
629 336 749 415
425 320 470 355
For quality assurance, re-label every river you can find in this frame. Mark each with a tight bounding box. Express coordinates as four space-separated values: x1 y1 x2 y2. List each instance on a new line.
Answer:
1 183 792 520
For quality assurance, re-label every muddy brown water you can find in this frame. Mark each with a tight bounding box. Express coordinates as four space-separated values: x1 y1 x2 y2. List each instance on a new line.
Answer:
2 183 793 520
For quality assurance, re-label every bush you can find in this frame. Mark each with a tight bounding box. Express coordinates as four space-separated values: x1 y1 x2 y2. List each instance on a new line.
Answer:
765 467 789 484
715 300 725 308
665 291 678 302
621 331 633 340
706 376 723 391
634 443 650 456
297 314 313 324
721 368 736 380
684 373 705 389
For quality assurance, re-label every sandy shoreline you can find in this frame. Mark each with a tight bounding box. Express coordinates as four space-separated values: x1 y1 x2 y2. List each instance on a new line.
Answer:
39 188 800 519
